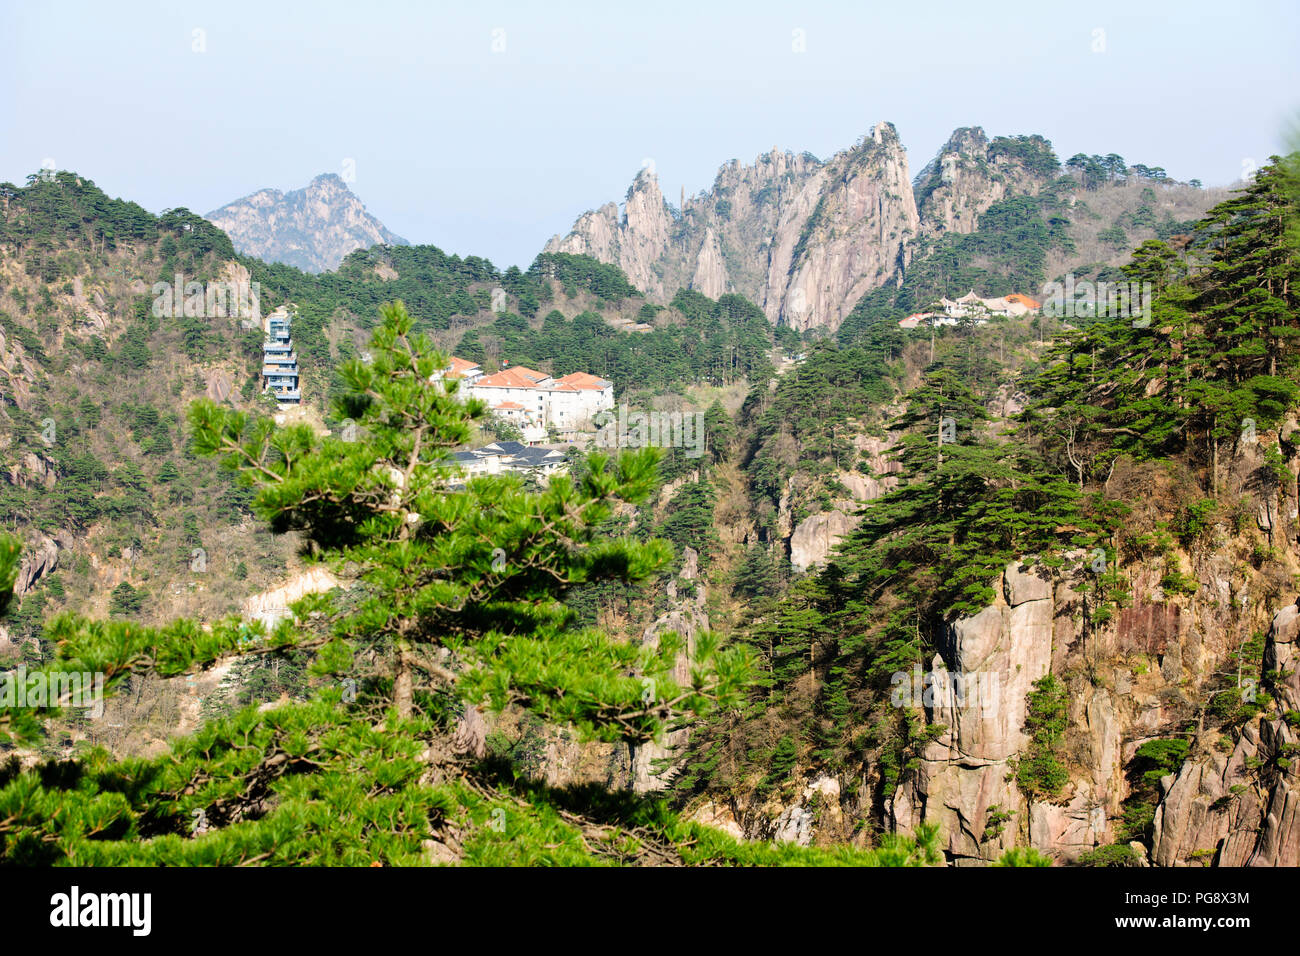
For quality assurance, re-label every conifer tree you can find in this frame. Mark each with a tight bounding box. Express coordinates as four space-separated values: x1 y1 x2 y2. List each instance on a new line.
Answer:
1030 155 1300 489
0 534 19 617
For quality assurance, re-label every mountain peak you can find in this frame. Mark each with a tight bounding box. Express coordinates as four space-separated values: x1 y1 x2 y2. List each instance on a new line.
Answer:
308 172 350 189
206 175 407 273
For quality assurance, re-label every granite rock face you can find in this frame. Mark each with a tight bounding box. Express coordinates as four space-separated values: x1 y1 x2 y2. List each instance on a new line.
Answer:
630 546 710 792
787 436 900 571
547 123 917 332
690 227 727 299
1152 717 1299 867
765 123 920 332
885 559 1300 866
1264 603 1300 712
240 566 342 628
0 324 41 411
546 167 676 301
6 452 56 490
1145 603 1300 867
789 508 857 573
891 561 1055 862
14 533 60 598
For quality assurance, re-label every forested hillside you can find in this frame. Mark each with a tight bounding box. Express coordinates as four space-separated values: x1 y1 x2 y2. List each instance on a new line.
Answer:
0 175 289 649
0 301 943 867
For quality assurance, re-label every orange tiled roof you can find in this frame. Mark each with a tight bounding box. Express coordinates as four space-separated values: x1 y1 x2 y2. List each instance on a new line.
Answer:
502 365 548 382
555 371 612 390
446 356 481 377
475 366 551 389
1005 293 1042 309
494 401 525 410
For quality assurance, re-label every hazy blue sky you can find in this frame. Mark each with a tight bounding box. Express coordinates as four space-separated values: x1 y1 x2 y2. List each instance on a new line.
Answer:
2 0 1297 268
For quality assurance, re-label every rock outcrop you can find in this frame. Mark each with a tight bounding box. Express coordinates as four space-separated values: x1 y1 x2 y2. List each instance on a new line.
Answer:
14 533 61 598
912 127 1054 239
787 436 899 571
891 560 1056 862
630 545 710 792
241 566 342 628
886 552 1300 867
6 452 57 490
519 545 714 794
1264 603 1300 712
1152 717 1299 867
0 320 41 411
789 509 857 573
765 123 919 332
690 228 727 299
545 167 676 301
1147 603 1300 867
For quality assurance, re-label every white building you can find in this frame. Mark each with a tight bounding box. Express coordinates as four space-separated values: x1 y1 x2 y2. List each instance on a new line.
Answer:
488 400 548 444
463 362 614 440
938 290 1042 320
939 290 989 319
430 356 484 388
546 372 616 436
904 291 1042 328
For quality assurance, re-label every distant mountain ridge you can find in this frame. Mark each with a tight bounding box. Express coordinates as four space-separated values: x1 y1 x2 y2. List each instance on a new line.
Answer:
546 124 1219 332
205 173 407 273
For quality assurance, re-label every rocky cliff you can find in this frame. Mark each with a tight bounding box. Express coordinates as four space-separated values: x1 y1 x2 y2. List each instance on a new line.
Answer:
206 173 408 273
890 561 1055 862
787 434 899 571
547 123 917 332
716 537 1298 866
765 123 919 332
1150 605 1299 867
885 550 1300 866
689 289 1300 865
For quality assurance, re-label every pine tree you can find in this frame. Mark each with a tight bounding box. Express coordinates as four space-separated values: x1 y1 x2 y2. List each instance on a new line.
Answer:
0 534 19 617
1031 155 1300 489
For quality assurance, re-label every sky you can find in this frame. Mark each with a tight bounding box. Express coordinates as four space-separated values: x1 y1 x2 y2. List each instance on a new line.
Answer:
2 0 1298 269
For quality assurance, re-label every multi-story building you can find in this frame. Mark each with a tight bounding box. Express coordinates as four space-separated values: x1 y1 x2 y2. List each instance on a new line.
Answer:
547 372 616 440
262 313 301 405
463 362 614 441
